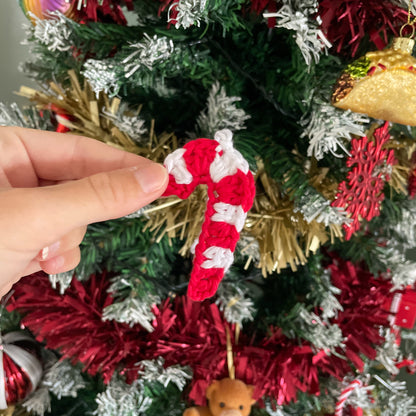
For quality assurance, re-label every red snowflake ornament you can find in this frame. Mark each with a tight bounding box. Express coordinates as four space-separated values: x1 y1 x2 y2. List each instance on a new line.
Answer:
331 122 396 240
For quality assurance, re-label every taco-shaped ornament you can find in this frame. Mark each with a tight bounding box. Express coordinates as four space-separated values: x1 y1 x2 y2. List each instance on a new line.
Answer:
332 37 416 126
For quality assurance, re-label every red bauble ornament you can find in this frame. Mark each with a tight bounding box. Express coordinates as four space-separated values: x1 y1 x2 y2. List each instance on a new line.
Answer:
0 332 42 409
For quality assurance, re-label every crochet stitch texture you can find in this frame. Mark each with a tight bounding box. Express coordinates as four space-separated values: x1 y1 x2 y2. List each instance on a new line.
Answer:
163 129 256 301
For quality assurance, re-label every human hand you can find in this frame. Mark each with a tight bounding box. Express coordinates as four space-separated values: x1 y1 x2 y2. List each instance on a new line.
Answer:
0 127 168 297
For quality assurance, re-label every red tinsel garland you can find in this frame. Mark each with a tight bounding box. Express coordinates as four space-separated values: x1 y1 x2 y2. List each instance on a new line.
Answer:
249 0 408 55
408 151 416 198
318 0 408 55
8 272 151 383
8 258 395 406
67 0 133 24
327 255 392 371
148 298 339 405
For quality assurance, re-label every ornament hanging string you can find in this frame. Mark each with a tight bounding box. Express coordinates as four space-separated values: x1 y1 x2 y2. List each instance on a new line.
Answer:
401 0 416 37
225 326 235 380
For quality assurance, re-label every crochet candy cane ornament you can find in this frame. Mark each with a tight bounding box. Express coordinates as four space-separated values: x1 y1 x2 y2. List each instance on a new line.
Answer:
163 129 256 301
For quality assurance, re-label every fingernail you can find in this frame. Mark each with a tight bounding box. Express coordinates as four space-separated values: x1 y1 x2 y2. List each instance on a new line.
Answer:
133 163 167 194
40 246 49 261
40 241 60 261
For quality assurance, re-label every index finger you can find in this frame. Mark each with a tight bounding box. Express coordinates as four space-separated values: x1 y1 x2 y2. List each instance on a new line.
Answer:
1 127 147 181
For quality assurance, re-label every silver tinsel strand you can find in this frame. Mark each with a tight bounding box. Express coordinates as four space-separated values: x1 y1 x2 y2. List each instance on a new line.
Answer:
122 34 174 77
22 386 51 416
168 0 208 29
43 359 87 399
388 249 416 290
294 188 351 227
196 81 250 137
102 104 147 143
22 355 86 416
215 284 255 327
102 275 160 331
393 0 416 17
263 0 331 65
123 206 148 219
28 11 72 52
297 306 345 352
373 376 416 416
95 360 190 416
236 234 261 264
83 59 120 97
137 357 192 390
102 295 160 331
401 331 416 342
0 103 27 127
378 199 416 289
49 271 75 294
387 253 416 290
319 289 343 321
94 377 152 416
391 199 416 246
376 329 402 375
264 402 290 416
300 103 369 160
0 102 51 130
312 270 343 321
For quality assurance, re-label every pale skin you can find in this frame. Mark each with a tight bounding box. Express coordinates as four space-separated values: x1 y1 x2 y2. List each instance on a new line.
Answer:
0 126 168 298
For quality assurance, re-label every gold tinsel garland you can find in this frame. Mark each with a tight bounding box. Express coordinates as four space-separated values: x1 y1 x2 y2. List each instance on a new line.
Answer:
0 407 15 416
18 71 412 277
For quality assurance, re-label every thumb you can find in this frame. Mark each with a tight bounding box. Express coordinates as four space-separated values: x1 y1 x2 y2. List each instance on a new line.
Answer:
2 161 168 250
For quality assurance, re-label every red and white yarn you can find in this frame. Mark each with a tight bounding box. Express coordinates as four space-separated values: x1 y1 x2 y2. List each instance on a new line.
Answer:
163 129 256 301
335 379 363 416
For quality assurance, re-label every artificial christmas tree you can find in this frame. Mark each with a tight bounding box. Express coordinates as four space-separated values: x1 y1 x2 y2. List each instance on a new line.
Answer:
2 0 416 415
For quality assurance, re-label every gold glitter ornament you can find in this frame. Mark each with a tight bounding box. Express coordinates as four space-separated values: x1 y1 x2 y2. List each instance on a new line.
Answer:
332 37 416 126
